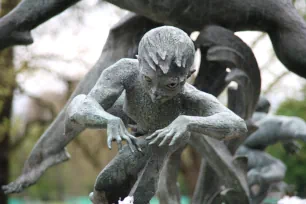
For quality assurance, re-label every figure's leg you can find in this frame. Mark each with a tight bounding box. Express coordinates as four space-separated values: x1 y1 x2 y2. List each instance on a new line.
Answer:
156 146 185 204
90 138 150 204
90 137 182 204
2 14 161 194
189 133 250 204
192 159 221 204
131 142 187 204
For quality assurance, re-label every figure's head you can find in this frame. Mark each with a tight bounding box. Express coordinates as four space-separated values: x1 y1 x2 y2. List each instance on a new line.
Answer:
255 96 271 113
137 26 195 103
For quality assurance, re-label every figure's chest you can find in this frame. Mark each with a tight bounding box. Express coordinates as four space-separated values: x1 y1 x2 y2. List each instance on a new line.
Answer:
123 86 184 132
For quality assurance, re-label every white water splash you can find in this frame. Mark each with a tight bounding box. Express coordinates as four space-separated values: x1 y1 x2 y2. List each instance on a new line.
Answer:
118 196 134 204
278 196 306 204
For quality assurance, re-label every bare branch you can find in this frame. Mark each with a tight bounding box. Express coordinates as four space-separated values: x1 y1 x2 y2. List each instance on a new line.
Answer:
30 53 91 68
260 53 277 72
73 137 101 170
263 71 290 94
16 84 57 118
250 32 267 48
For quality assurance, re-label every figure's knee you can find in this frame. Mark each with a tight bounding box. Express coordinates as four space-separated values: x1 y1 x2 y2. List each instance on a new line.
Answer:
89 190 108 204
94 168 119 191
94 155 130 191
94 142 149 191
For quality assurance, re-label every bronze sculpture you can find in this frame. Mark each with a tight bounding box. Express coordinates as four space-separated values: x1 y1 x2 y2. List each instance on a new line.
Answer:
1 0 306 203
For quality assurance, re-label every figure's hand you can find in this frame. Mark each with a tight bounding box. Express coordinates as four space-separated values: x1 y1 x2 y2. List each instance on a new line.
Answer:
107 117 140 152
146 115 190 147
283 141 301 155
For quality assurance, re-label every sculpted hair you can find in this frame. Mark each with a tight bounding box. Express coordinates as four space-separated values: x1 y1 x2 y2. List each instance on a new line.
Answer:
138 26 195 74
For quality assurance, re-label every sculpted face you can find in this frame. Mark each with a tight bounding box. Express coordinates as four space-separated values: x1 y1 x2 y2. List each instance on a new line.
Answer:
137 26 196 103
139 58 188 103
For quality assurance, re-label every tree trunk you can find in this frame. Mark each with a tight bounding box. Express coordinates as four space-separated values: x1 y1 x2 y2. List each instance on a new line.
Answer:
0 46 14 204
0 1 19 203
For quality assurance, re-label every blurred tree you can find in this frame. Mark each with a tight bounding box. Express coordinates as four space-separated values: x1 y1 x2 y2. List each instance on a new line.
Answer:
0 1 19 203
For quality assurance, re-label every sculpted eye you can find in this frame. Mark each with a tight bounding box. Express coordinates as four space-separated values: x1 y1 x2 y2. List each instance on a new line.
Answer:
167 82 178 89
144 75 152 83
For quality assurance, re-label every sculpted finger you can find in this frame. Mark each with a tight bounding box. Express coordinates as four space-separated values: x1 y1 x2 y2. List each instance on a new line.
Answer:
149 129 170 145
120 126 140 152
107 127 116 149
165 129 175 138
159 135 171 147
149 134 164 145
129 136 142 152
124 136 135 153
146 129 163 140
116 137 123 151
159 130 174 146
107 136 113 149
131 137 142 152
169 132 182 146
122 127 137 140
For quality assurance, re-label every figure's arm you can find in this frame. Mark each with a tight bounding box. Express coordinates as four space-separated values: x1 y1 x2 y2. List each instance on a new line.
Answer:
0 0 81 49
182 87 247 139
65 59 139 151
147 85 247 146
244 116 306 151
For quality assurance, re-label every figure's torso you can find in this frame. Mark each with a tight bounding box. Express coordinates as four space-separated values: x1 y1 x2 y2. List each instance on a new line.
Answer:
123 80 185 133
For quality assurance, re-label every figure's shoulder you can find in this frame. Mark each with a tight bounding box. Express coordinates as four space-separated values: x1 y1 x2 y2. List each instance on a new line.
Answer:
182 83 219 104
104 58 138 74
180 83 227 115
102 58 139 84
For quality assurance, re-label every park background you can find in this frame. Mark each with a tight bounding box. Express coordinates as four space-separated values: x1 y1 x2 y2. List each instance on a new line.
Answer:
0 0 306 203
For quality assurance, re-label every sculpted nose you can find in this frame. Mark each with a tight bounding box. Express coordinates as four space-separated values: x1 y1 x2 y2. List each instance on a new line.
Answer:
150 89 161 102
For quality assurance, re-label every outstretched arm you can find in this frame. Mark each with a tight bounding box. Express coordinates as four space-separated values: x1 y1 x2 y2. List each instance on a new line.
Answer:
65 59 139 152
147 85 247 146
0 0 81 49
243 116 306 152
184 86 247 139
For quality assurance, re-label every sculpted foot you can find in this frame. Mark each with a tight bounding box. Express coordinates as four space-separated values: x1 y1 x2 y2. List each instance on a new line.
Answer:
2 149 69 194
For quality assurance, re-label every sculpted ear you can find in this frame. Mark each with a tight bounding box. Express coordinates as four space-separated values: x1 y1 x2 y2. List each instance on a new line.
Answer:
136 55 142 64
187 68 196 78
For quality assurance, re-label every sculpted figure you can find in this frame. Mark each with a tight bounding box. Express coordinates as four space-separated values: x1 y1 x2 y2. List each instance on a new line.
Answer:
236 96 306 204
3 26 248 203
65 26 247 204
2 0 289 199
